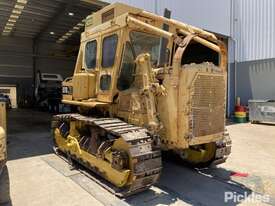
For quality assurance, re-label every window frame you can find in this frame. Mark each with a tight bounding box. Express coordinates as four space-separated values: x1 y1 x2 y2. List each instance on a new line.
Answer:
180 40 220 66
101 33 118 68
100 74 112 91
129 30 169 67
84 40 97 70
117 41 136 91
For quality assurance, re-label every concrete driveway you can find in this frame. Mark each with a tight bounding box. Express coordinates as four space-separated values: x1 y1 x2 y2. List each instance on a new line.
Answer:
2 109 275 206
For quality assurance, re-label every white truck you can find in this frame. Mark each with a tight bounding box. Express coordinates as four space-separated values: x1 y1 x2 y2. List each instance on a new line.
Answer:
35 71 63 112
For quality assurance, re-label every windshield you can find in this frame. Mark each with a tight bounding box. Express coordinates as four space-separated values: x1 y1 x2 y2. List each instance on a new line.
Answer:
130 31 161 66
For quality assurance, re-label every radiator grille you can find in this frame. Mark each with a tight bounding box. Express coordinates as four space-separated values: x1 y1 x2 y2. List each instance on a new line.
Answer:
190 74 225 137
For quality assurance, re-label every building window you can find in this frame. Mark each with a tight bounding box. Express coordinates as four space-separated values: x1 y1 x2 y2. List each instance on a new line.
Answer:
100 75 111 90
102 34 118 68
117 42 136 91
85 40 97 69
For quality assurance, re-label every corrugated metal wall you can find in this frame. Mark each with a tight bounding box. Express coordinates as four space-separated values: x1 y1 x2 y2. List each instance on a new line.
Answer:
0 37 33 78
104 0 275 62
229 0 275 113
1 0 273 111
0 36 33 102
236 58 275 104
104 0 156 13
0 36 76 104
157 0 231 36
234 0 275 62
104 0 231 36
36 42 76 78
0 37 75 80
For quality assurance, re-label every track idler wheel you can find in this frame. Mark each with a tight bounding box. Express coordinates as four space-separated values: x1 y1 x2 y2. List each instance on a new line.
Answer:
179 142 216 166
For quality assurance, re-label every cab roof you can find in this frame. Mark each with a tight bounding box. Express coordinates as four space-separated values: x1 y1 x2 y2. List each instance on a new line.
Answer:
85 3 142 29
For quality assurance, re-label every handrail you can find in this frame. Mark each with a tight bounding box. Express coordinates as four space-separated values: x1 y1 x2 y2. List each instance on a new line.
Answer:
127 16 174 39
140 11 218 43
177 29 220 53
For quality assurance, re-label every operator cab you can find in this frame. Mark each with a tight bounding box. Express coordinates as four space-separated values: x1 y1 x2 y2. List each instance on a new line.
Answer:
62 2 225 108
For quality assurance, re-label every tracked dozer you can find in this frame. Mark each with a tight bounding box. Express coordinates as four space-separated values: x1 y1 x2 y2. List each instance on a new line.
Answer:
52 3 231 196
0 99 10 203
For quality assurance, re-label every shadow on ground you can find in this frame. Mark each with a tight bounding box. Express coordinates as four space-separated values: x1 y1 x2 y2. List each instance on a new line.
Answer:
125 153 253 206
6 109 273 206
7 109 53 160
0 166 12 206
43 152 253 206
250 122 275 126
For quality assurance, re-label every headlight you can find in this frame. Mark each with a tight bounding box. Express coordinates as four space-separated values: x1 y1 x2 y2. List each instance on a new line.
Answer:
62 86 72 95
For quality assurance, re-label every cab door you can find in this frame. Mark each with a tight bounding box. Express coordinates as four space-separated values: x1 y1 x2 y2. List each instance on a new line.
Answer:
72 33 100 101
97 29 122 103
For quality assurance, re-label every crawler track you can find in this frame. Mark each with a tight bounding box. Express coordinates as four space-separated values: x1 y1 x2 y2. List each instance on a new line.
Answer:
212 130 232 166
52 114 162 197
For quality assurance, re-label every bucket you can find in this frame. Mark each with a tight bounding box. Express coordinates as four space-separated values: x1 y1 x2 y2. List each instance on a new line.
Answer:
235 105 246 112
234 116 247 123
234 111 246 118
234 106 247 123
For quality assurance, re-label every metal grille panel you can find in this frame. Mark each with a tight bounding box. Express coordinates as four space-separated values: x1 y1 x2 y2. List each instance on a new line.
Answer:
191 74 225 137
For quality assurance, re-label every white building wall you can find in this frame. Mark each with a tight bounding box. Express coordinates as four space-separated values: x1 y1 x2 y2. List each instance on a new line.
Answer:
0 36 33 78
104 0 275 63
104 0 231 36
233 0 275 62
157 0 231 36
230 0 275 111
103 0 156 13
104 0 275 112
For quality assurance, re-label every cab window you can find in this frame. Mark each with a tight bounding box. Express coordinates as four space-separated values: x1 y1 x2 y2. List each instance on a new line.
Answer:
130 31 164 67
100 75 111 90
117 42 136 91
102 34 118 68
85 40 97 69
181 40 219 66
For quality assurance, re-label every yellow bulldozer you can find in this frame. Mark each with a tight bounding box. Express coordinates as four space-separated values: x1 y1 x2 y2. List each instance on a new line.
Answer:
52 3 231 196
0 100 10 203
